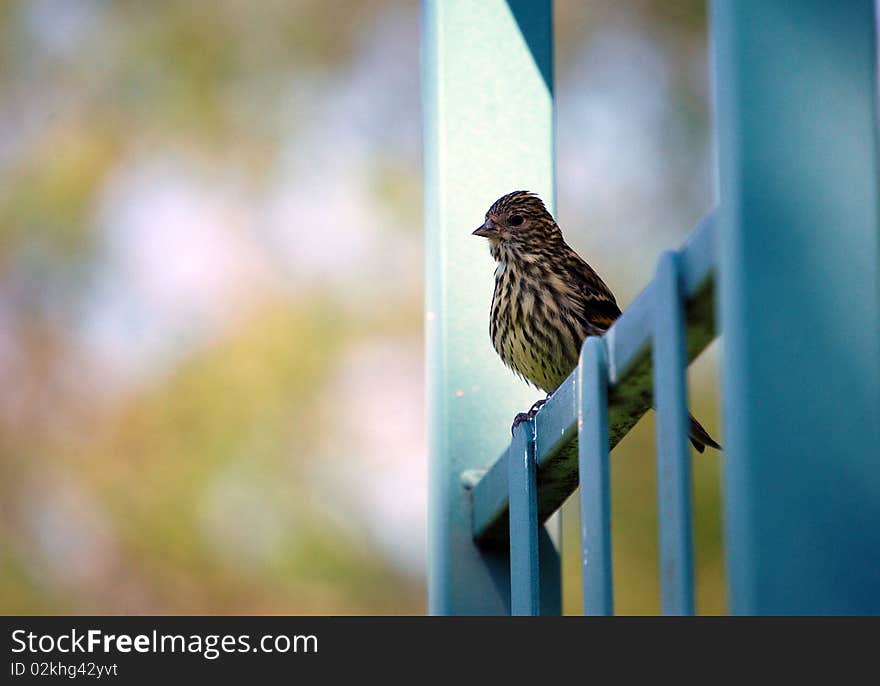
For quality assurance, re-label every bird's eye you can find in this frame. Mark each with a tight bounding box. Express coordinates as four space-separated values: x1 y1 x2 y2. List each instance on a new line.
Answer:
508 214 524 227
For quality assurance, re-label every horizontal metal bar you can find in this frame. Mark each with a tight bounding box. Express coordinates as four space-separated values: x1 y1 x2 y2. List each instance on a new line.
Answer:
472 211 719 544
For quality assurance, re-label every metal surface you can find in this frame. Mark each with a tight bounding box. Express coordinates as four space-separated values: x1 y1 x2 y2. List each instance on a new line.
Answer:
423 0 557 615
714 0 880 614
578 337 613 616
653 251 696 616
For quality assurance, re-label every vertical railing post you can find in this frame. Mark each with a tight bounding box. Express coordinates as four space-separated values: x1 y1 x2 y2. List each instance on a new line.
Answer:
578 336 613 616
423 0 557 614
714 0 880 613
509 421 540 615
653 250 696 616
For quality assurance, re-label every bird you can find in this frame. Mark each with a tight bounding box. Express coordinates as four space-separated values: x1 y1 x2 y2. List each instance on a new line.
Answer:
473 190 720 453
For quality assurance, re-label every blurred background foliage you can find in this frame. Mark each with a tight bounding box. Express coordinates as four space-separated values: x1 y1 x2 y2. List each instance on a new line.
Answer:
0 0 720 614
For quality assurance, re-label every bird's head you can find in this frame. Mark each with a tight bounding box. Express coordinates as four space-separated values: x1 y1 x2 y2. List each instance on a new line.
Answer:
472 191 561 258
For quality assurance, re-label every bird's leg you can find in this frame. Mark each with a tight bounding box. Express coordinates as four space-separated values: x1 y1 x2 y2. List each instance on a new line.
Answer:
510 392 554 436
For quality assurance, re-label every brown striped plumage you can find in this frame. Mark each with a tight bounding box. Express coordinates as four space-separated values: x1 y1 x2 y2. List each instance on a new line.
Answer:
473 190 720 453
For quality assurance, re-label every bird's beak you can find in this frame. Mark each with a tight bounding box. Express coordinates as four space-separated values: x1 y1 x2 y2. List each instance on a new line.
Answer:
472 220 499 238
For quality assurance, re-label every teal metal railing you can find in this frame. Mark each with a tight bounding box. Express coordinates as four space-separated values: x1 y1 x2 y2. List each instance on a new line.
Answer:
425 0 880 616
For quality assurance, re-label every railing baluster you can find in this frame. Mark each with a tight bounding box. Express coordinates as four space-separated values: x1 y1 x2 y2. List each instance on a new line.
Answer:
509 420 540 616
653 250 696 615
578 336 613 616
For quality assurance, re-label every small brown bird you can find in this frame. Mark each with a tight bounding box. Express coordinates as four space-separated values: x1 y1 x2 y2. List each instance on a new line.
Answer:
473 190 720 453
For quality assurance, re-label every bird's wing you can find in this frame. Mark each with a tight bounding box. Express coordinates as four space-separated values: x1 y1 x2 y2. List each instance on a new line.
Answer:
565 252 622 332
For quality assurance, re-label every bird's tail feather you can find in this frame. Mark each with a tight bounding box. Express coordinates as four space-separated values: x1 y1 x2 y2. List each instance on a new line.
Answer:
688 414 721 453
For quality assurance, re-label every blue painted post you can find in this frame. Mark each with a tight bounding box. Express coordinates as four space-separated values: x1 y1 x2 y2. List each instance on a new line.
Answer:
423 0 557 615
509 421 540 615
653 250 696 616
714 0 880 614
578 336 613 616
